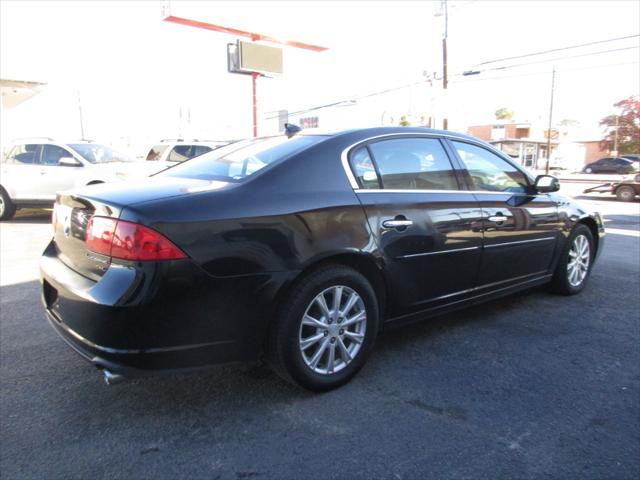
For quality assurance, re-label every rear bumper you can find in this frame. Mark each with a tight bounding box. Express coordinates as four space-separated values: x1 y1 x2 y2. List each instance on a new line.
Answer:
40 240 293 375
44 307 241 376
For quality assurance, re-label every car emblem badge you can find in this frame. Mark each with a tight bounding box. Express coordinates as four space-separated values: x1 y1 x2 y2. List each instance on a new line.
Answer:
63 214 71 238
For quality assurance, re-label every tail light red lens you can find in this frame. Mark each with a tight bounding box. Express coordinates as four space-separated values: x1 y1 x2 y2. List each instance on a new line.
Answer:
86 216 187 261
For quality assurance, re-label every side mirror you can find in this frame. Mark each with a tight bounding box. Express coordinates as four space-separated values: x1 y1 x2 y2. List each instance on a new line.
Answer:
534 174 559 193
59 157 82 167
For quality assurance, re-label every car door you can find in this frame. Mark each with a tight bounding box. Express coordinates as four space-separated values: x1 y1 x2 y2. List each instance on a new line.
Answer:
1 144 48 200
40 145 84 198
596 158 613 173
448 140 562 290
349 136 483 316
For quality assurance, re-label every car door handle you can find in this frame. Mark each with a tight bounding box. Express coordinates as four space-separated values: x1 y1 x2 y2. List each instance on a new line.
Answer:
382 219 414 228
488 215 508 223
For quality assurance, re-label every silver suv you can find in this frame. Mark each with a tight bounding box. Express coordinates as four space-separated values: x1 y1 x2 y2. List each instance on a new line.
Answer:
0 139 153 220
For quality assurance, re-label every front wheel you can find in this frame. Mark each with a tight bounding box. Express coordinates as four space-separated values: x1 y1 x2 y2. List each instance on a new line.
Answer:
548 224 594 295
267 265 379 391
0 187 16 221
584 167 593 174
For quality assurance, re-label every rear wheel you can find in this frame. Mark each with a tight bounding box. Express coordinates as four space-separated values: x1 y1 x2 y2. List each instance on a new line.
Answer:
616 185 636 202
0 187 16 221
267 265 379 391
548 224 594 295
584 167 593 174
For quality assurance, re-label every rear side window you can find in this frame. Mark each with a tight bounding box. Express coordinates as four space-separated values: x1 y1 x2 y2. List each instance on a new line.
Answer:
161 135 324 182
453 141 529 193
167 145 193 162
6 144 41 164
146 145 169 161
350 147 380 189
367 138 459 190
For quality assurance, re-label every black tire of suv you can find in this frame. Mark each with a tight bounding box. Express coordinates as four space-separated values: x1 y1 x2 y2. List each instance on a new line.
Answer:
0 187 16 221
548 224 595 296
616 185 636 202
267 265 380 392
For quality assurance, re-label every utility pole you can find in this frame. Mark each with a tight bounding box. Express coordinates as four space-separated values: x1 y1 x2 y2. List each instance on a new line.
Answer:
442 0 449 130
545 65 556 175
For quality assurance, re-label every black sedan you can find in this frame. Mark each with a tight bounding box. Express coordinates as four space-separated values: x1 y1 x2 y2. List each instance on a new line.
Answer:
582 157 636 174
41 127 605 391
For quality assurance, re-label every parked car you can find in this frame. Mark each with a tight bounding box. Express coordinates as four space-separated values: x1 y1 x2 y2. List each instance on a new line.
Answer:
144 139 229 164
40 127 605 391
0 139 157 220
582 157 635 174
621 154 640 171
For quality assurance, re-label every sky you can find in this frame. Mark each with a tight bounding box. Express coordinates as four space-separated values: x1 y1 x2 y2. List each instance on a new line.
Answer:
1 0 638 154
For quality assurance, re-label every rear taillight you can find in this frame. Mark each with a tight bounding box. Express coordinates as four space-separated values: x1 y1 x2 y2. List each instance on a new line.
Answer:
86 216 187 261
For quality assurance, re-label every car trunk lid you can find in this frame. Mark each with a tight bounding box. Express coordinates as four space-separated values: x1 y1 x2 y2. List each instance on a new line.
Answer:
53 194 123 281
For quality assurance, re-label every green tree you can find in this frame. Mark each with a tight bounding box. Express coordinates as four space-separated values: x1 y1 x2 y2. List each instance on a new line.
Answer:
399 115 411 126
494 107 514 121
600 96 640 155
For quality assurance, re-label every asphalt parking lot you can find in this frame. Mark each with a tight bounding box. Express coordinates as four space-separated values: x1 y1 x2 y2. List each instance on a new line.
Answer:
1 193 639 480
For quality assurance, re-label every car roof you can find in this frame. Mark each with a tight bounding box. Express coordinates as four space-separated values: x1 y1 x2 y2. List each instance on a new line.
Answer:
298 126 490 147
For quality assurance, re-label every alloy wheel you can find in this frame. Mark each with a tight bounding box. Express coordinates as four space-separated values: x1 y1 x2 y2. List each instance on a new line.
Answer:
567 234 590 287
0 196 4 216
298 285 367 375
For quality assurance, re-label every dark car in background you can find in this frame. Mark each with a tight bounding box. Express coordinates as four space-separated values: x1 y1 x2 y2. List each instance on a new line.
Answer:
40 127 605 391
582 157 636 174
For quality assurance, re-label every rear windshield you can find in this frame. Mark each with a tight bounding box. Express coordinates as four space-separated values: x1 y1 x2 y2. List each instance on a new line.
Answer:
159 135 323 182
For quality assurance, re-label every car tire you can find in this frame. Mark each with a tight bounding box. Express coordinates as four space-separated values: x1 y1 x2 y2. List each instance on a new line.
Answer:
548 224 594 295
584 167 593 174
615 185 636 202
267 265 380 392
0 187 16 221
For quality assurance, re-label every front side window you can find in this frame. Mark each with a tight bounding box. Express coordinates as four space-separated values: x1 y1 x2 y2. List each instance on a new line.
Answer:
367 137 459 190
42 145 73 166
7 144 41 164
453 141 529 193
69 144 131 164
193 145 213 157
161 135 324 182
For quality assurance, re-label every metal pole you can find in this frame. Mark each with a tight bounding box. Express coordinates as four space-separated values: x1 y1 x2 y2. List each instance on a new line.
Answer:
545 66 555 175
77 90 85 139
251 72 259 137
613 114 619 154
442 0 448 130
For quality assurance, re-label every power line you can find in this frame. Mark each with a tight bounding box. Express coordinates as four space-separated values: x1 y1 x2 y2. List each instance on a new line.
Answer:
472 34 640 67
450 61 640 85
458 45 640 76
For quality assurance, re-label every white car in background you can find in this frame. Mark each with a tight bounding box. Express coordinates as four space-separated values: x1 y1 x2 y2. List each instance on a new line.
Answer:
144 139 230 165
0 139 158 220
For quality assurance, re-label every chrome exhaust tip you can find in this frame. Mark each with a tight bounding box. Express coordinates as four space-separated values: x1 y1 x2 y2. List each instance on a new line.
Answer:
102 369 125 385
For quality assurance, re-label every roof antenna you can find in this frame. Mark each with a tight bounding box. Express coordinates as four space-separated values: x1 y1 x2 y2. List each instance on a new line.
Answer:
284 123 302 138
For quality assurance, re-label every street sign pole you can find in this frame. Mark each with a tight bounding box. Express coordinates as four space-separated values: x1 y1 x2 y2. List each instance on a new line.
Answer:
252 72 259 137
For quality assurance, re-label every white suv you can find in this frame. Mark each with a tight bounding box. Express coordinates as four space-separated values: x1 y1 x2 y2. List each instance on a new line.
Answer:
0 139 155 220
144 139 229 164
